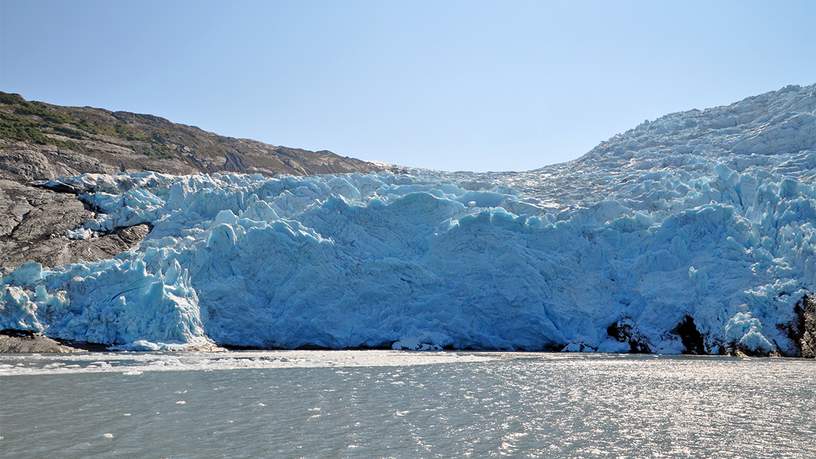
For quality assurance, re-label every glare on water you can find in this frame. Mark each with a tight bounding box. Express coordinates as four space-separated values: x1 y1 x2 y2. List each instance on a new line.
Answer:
0 352 814 458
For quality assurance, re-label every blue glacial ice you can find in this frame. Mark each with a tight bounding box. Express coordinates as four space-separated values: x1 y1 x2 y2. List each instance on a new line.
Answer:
1 84 815 354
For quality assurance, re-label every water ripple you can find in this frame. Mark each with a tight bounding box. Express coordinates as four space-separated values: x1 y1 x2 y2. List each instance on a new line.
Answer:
0 353 814 458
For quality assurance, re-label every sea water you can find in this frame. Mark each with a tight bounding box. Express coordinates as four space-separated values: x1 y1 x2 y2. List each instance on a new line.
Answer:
1 352 814 458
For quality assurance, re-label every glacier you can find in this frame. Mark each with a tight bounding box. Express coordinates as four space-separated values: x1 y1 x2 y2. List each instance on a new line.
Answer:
1 84 815 355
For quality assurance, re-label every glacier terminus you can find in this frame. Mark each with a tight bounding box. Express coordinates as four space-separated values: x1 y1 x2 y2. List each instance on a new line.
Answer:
2 84 815 356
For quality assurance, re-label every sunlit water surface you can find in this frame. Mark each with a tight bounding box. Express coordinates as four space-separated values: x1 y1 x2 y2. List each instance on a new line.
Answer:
1 352 814 458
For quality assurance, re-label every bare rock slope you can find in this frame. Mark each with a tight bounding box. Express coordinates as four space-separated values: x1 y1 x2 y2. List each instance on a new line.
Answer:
0 91 380 272
0 329 80 353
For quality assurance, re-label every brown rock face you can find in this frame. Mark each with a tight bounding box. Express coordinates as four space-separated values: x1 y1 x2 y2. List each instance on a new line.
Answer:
794 295 816 358
0 91 382 273
0 329 80 353
0 91 380 184
0 178 154 272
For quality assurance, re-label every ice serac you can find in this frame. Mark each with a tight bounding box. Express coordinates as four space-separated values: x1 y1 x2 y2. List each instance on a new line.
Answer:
1 84 815 354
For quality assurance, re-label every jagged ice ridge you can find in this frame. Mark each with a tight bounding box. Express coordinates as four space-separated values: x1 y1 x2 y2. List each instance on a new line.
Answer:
1 84 815 354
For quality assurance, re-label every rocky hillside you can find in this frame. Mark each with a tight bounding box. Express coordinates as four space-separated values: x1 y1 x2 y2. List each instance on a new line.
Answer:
0 91 378 181
0 92 381 271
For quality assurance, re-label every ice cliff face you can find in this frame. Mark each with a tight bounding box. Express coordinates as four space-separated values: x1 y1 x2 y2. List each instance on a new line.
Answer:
1 84 815 355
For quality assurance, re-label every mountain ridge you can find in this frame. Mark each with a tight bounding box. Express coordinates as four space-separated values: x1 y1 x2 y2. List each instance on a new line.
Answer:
0 91 381 182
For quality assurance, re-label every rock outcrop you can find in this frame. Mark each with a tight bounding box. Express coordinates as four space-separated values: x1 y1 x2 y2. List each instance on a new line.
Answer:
785 295 816 358
671 315 707 355
0 329 80 353
607 318 651 353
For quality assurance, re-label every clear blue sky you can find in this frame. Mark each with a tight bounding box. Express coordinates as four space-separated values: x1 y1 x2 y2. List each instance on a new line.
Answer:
1 1 814 171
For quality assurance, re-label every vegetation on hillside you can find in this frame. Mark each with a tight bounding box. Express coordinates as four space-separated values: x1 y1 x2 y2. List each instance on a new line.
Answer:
0 91 378 175
0 92 177 157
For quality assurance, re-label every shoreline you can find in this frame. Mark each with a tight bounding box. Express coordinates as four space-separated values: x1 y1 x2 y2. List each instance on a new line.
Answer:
1 329 811 360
